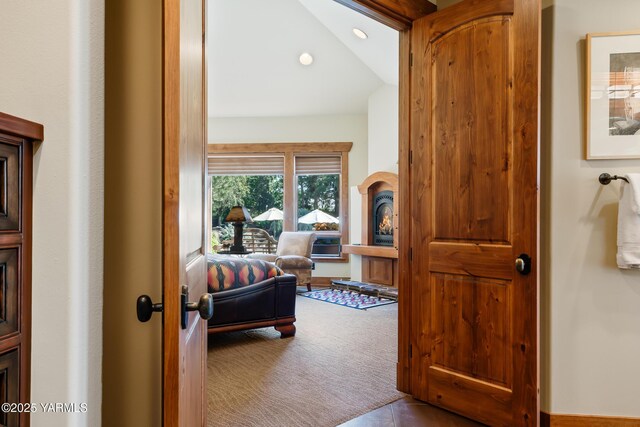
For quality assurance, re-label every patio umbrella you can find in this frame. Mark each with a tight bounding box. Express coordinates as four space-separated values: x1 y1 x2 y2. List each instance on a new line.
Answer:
252 207 284 221
297 209 339 224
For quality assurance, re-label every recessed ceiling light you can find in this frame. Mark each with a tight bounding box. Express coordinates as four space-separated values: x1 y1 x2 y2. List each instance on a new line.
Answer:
352 28 368 39
299 52 314 66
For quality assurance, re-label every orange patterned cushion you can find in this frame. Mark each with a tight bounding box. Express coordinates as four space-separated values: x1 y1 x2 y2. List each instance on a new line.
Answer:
207 254 283 292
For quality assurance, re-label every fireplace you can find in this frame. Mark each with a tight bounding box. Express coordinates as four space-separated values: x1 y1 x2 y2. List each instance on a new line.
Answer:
342 171 398 287
373 191 393 246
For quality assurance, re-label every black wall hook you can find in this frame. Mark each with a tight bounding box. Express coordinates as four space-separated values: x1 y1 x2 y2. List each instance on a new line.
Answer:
599 173 629 185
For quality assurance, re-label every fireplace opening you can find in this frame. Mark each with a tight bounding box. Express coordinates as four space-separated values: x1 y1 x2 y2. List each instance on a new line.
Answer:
373 190 393 246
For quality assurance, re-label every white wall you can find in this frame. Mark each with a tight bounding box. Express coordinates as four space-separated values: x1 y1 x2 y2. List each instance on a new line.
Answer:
367 84 399 175
543 0 640 417
345 84 399 280
0 1 104 426
209 114 368 278
349 186 363 281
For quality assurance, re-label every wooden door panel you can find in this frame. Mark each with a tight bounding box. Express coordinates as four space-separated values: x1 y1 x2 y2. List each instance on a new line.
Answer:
180 0 204 256
432 274 511 387
432 17 512 243
410 0 539 425
180 254 207 427
428 366 512 427
429 242 513 280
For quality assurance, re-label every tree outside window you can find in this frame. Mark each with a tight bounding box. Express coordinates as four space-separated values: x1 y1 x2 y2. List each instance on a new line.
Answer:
210 175 284 239
296 174 340 231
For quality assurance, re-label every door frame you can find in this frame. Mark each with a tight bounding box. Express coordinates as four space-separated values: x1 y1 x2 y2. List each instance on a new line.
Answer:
163 0 541 422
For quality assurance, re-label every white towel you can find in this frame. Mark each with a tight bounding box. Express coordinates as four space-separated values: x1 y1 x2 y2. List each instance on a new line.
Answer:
617 173 640 269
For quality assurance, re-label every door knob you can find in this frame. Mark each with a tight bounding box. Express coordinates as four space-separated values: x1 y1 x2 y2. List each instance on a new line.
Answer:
515 253 532 275
136 295 163 322
181 288 214 329
186 294 214 320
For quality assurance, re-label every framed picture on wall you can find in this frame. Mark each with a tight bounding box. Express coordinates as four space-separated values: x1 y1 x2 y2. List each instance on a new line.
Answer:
586 31 640 159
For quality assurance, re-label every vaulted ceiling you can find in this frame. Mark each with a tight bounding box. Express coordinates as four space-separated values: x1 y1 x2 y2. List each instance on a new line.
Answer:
207 0 404 118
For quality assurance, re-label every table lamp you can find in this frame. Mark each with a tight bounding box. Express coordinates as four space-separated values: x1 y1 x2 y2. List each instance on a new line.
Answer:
225 206 252 253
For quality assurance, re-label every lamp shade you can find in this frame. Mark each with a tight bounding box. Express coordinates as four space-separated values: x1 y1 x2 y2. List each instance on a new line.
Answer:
225 206 253 223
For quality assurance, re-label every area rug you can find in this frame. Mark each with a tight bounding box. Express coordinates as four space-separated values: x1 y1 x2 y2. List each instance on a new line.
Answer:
207 295 403 427
299 288 397 310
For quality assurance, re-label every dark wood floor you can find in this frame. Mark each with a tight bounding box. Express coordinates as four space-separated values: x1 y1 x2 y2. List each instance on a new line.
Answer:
338 397 485 427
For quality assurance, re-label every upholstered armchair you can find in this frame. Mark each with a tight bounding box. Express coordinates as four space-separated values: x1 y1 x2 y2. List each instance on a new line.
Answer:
247 232 317 291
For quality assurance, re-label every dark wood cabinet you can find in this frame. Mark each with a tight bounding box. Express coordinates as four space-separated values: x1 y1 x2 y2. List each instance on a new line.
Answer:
0 113 42 426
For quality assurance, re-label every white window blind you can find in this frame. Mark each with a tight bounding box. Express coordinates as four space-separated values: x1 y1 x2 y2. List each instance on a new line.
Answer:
208 155 284 176
294 155 341 175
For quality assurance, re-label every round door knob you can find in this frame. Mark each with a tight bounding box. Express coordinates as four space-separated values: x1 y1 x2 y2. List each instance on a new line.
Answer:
186 293 214 320
515 253 532 275
136 295 163 322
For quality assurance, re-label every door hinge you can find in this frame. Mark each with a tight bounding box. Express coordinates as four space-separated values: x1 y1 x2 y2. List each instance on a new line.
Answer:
409 247 413 262
410 52 413 67
409 150 413 165
409 344 413 358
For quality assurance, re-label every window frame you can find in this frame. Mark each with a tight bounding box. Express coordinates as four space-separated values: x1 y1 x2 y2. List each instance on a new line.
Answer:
207 142 352 262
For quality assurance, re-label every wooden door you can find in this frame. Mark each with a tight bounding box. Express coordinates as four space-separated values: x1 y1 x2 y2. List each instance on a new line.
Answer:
409 0 539 425
163 0 208 425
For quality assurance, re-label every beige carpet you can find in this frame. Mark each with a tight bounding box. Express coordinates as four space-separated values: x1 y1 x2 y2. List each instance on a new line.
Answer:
207 295 403 427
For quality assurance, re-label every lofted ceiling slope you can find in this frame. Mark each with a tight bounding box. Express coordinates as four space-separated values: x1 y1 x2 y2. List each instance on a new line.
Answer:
298 0 399 85
208 0 402 118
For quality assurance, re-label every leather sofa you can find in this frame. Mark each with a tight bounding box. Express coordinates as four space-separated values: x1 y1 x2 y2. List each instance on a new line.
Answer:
206 254 297 338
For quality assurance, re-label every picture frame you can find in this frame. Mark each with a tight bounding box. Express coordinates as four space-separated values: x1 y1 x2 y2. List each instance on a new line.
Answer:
586 31 640 159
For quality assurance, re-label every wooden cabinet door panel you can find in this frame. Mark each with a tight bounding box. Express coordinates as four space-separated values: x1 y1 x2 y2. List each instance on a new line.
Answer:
0 248 19 339
363 256 394 285
0 349 19 427
0 138 21 232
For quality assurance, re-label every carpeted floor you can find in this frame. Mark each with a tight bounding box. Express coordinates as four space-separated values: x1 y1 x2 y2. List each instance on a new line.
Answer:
207 295 403 427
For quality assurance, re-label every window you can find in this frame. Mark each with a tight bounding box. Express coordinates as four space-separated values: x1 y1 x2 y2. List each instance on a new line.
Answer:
295 156 342 258
210 175 284 238
208 143 351 261
208 154 285 240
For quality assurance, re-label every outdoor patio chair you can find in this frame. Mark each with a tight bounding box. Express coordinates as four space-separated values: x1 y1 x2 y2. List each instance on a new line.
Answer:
243 228 278 254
